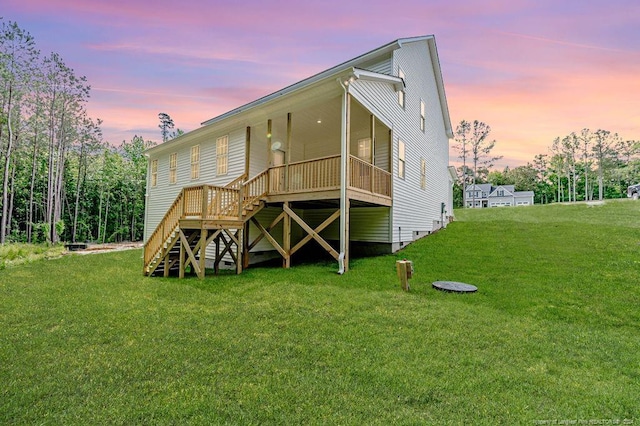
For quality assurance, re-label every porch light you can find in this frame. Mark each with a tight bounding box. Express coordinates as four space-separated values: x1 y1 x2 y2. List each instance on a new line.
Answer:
317 119 322 124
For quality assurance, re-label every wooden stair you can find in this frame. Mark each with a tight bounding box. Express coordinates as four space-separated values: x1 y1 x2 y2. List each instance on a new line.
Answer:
144 171 268 277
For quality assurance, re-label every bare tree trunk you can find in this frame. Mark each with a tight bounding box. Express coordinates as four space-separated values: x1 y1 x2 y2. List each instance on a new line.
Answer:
102 196 109 244
1 84 14 243
7 164 16 238
27 130 39 243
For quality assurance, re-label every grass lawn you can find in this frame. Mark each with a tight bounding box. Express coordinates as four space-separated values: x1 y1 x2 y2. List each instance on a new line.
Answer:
1 200 639 424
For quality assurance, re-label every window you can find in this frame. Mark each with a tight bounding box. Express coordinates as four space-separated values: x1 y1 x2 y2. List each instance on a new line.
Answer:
216 135 228 176
420 99 425 131
497 190 504 196
357 138 372 163
169 153 177 184
191 145 200 180
150 159 158 187
398 140 405 179
397 68 405 108
420 158 426 189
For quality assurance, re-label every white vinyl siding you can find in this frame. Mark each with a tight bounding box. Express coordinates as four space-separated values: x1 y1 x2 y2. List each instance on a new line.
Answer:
302 207 390 243
169 153 177 184
144 127 247 241
190 145 200 180
216 136 229 176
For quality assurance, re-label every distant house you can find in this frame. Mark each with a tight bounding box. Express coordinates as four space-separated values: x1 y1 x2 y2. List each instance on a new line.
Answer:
465 184 534 208
143 35 454 278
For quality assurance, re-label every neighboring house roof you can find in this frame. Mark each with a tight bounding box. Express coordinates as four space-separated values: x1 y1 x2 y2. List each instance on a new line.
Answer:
514 191 535 197
489 185 515 197
467 183 492 193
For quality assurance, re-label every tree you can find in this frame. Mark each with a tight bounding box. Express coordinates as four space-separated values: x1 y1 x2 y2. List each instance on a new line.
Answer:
0 20 38 243
591 129 618 201
454 120 502 208
454 120 471 208
158 112 174 143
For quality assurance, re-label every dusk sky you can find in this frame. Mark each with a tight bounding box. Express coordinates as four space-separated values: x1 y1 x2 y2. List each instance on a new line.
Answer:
3 0 639 168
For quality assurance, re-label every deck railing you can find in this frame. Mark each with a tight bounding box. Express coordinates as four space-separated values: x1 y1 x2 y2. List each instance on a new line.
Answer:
349 156 391 197
144 155 391 272
144 192 184 267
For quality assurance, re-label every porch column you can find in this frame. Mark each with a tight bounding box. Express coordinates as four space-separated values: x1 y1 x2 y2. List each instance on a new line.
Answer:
286 113 292 191
267 119 272 167
339 89 351 272
370 114 376 192
245 126 251 177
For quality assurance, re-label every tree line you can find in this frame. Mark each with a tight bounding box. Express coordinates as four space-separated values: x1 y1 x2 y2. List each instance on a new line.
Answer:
0 19 155 244
453 120 639 207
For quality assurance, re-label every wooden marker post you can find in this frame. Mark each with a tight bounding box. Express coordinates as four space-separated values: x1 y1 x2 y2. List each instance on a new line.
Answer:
396 260 413 291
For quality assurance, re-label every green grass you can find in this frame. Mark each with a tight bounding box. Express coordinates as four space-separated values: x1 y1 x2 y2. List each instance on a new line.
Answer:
1 200 639 424
0 243 65 270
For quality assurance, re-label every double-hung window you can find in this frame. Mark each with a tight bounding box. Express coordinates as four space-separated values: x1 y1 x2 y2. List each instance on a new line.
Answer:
420 158 426 189
398 140 405 179
216 136 228 176
169 153 177 184
150 159 158 187
191 145 200 180
357 138 372 163
397 68 406 108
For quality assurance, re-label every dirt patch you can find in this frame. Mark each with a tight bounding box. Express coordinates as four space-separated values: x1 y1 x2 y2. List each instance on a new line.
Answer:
68 242 143 255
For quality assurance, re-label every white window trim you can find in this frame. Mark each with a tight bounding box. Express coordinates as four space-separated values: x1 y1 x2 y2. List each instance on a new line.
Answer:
420 99 425 132
191 145 200 180
150 159 158 187
216 135 229 176
398 140 405 179
169 152 177 185
397 67 406 108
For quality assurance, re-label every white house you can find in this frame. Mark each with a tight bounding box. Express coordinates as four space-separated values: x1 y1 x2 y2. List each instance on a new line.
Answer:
465 184 534 208
143 35 453 278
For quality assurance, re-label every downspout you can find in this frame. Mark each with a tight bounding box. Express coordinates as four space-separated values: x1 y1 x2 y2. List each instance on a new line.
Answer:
337 77 352 274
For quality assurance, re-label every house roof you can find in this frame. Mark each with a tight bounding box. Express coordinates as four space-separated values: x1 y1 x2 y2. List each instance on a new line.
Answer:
202 35 453 138
198 36 451 134
147 36 452 156
489 185 515 197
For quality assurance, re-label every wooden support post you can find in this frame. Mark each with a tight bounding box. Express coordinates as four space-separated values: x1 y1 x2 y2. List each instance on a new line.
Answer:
202 186 208 219
286 113 292 192
179 231 186 279
199 228 207 279
245 126 251 177
214 234 220 275
163 253 170 277
284 204 339 261
243 221 250 269
238 183 244 218
283 202 291 268
236 229 243 275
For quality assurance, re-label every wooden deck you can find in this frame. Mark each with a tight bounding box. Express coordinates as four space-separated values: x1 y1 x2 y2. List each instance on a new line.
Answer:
144 155 391 277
